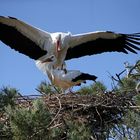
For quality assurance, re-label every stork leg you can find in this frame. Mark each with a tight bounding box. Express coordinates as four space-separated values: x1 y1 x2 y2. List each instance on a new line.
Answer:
61 62 67 74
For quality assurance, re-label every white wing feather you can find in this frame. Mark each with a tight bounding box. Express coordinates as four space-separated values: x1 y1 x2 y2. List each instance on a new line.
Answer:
69 31 120 48
0 16 52 49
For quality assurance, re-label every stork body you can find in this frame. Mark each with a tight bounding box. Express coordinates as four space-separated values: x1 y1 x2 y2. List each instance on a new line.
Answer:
39 55 97 93
37 32 71 69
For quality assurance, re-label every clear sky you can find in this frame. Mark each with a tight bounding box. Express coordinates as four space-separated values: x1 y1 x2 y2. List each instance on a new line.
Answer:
0 0 140 95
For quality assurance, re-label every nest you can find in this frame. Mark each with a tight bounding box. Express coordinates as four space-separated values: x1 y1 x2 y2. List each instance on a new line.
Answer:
14 90 140 133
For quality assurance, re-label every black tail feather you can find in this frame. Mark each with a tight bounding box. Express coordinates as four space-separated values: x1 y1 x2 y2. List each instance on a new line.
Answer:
72 73 97 82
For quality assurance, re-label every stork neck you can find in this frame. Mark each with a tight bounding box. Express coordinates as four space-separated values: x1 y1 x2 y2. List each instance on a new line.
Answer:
46 63 55 82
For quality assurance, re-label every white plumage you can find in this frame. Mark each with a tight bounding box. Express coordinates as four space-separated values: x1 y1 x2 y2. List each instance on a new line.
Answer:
37 55 97 93
1 16 140 70
1 16 140 90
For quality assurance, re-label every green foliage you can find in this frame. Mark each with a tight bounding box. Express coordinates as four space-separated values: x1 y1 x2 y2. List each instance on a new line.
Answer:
124 110 140 130
92 81 107 93
111 110 140 140
78 81 107 94
0 87 18 139
67 121 92 140
37 81 54 93
117 77 136 92
109 60 140 139
135 94 140 106
37 81 61 94
5 99 52 140
0 122 12 140
0 87 18 112
78 85 94 94
129 60 140 77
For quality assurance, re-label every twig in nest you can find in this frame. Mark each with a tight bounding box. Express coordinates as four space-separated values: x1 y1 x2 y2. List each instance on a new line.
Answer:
36 88 46 95
107 70 125 86
128 60 140 76
47 95 62 128
51 85 62 94
95 107 102 127
49 123 62 129
107 71 118 90
16 92 32 107
135 81 140 94
115 69 126 85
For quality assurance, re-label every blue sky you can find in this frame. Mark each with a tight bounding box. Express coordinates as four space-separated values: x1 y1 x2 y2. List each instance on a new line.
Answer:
0 0 140 95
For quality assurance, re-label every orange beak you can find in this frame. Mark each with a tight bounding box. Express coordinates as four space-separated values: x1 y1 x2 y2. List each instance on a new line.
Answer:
56 40 61 52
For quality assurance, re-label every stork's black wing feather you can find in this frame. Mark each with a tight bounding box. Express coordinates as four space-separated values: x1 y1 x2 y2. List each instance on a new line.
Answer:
0 16 47 60
65 32 140 60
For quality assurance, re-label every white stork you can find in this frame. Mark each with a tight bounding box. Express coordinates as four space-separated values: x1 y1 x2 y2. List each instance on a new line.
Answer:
39 55 97 93
1 16 140 71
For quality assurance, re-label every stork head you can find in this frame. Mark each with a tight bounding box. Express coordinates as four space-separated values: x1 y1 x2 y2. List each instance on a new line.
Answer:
42 55 56 63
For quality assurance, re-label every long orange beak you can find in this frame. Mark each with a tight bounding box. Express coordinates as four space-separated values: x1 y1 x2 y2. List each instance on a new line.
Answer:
56 40 61 52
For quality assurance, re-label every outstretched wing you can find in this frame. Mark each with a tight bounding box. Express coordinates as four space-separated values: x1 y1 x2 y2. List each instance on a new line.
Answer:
0 16 51 60
65 31 140 60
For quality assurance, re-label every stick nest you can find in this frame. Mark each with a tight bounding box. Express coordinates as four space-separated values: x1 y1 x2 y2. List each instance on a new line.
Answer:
14 90 139 131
